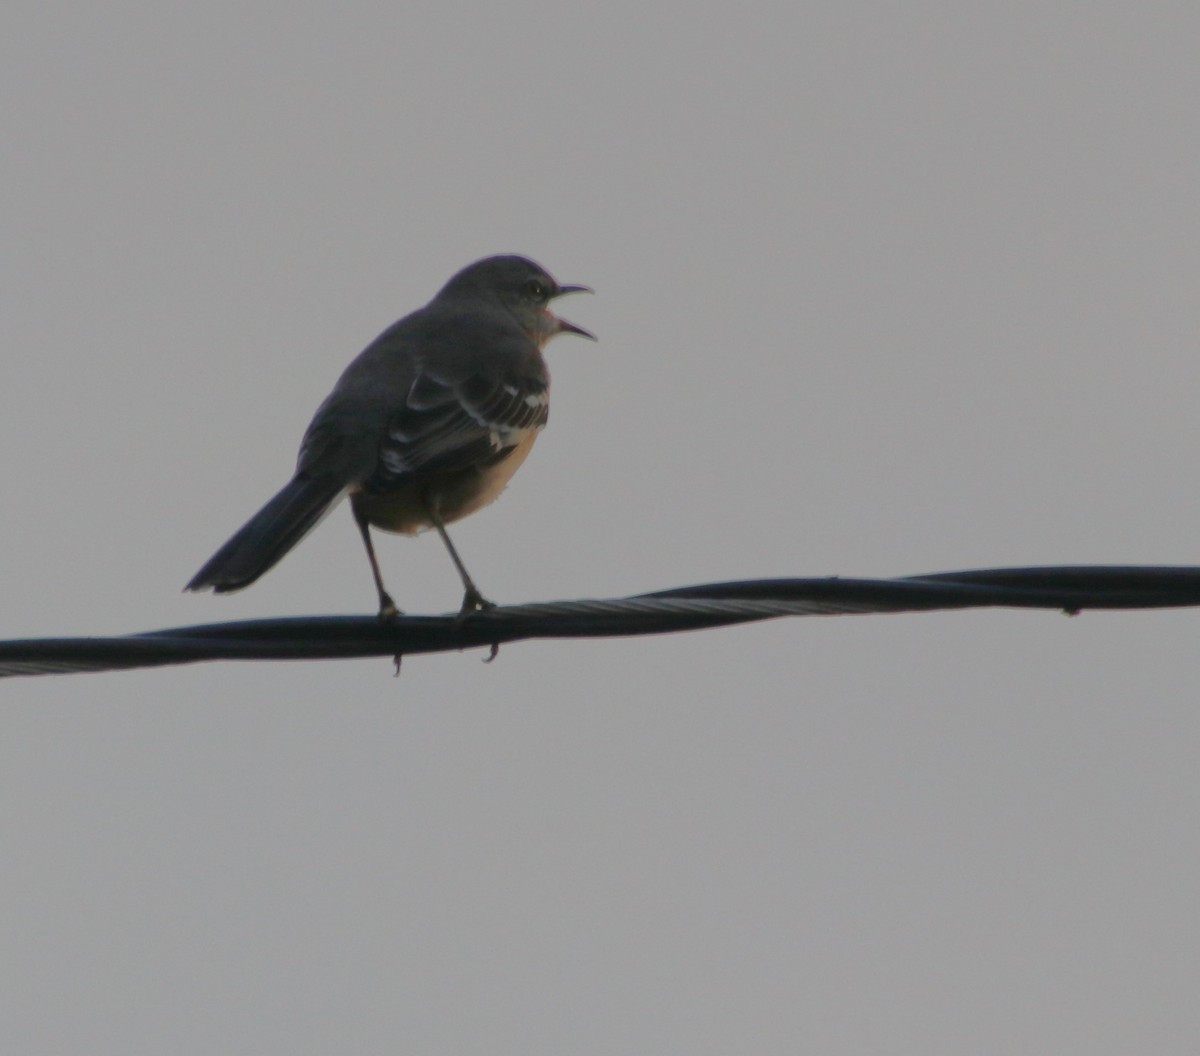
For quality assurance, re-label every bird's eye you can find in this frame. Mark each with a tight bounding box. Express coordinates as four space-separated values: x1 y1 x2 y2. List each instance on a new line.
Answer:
524 279 548 299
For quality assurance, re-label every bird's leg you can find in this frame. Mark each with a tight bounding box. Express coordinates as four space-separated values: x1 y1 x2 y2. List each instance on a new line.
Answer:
352 496 400 619
432 510 499 660
427 506 495 615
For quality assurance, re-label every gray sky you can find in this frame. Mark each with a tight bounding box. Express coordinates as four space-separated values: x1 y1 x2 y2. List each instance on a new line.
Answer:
3 2 1199 1052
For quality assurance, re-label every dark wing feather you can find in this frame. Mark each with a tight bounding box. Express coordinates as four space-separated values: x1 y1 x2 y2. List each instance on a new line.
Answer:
366 368 548 488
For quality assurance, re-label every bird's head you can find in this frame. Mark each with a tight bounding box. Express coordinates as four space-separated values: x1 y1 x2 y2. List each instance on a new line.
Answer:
439 255 595 347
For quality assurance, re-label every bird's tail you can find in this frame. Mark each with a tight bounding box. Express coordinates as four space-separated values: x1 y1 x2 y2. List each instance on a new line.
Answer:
185 476 348 594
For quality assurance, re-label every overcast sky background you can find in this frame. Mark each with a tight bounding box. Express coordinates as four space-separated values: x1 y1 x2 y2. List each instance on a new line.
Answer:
3 2 1199 1052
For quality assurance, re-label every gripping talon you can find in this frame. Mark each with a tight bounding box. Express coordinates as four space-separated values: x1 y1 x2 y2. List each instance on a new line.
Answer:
459 588 496 616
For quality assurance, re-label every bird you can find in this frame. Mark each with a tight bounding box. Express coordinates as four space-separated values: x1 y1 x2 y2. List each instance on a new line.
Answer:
185 255 594 616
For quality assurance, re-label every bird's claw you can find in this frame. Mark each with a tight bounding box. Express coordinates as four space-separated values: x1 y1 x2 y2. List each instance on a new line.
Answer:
377 592 402 621
458 589 496 617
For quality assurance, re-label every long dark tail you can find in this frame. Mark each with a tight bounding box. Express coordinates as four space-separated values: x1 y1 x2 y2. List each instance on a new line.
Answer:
185 475 347 593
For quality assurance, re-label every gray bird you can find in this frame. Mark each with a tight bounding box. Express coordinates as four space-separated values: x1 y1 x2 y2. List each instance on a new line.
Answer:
186 255 594 616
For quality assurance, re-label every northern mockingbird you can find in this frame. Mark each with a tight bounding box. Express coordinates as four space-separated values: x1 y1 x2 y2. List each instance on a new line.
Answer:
186 255 594 616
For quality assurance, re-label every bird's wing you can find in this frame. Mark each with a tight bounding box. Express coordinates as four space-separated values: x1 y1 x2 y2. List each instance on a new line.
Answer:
370 367 549 484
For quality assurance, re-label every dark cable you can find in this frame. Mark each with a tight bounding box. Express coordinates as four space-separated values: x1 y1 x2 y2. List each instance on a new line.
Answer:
3 565 1199 678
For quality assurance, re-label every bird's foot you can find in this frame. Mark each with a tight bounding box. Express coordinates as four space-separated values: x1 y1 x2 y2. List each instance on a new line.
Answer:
377 591 402 621
455 589 499 661
458 588 496 617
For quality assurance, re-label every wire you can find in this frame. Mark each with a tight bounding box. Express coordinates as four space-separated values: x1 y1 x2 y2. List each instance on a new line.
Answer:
3 565 1200 678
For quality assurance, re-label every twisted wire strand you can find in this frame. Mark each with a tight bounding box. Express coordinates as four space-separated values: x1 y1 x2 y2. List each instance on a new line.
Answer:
3 565 1200 678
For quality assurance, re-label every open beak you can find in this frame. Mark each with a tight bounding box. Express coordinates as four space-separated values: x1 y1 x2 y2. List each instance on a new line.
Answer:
551 284 597 341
